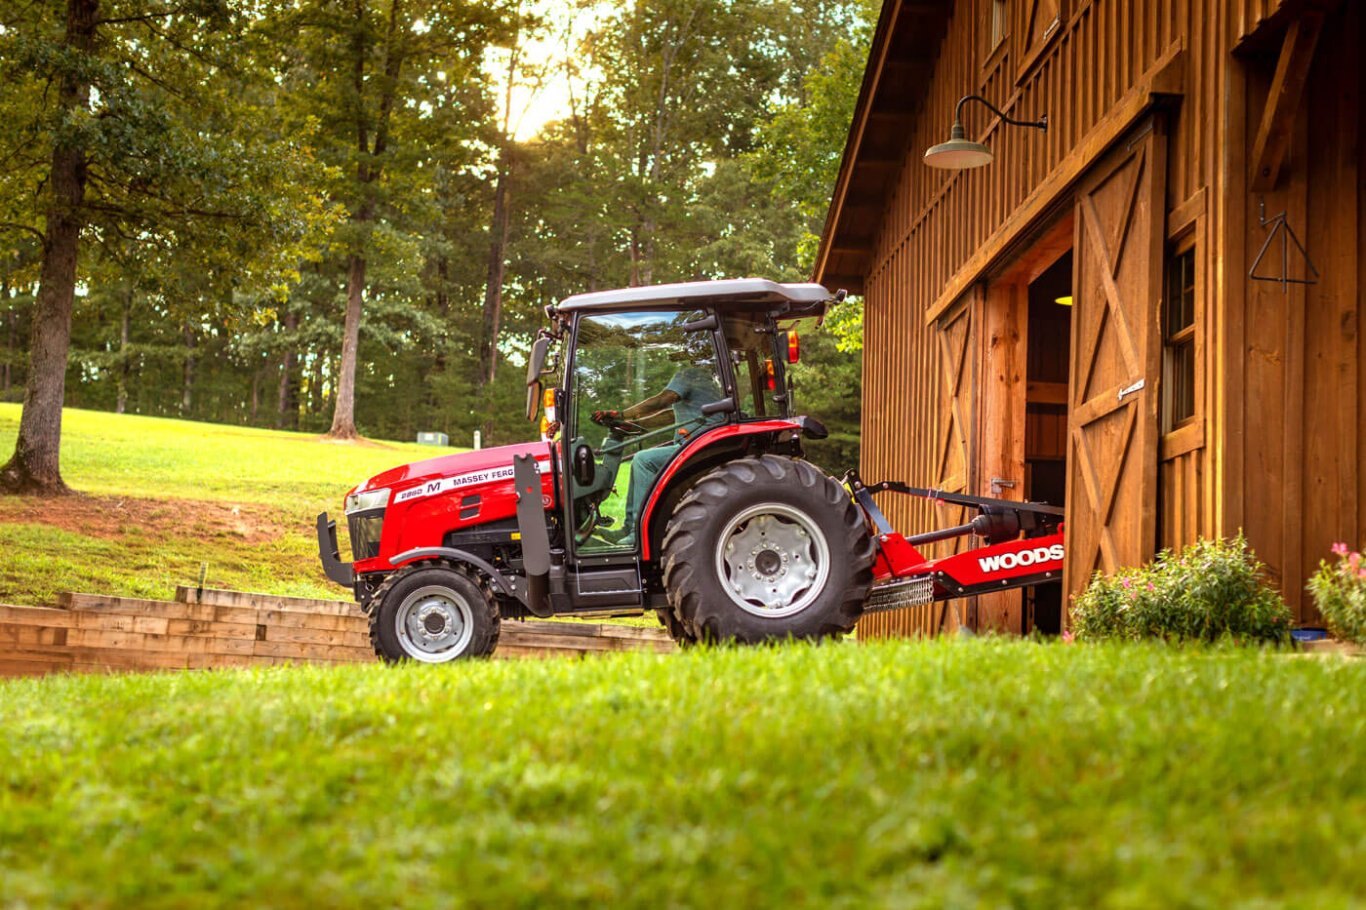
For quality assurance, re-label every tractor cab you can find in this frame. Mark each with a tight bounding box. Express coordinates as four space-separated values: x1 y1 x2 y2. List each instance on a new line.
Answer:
526 279 835 563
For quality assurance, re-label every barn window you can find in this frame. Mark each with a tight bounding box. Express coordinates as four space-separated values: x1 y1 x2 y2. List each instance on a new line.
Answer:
1015 0 1063 83
1163 246 1197 429
990 0 1009 51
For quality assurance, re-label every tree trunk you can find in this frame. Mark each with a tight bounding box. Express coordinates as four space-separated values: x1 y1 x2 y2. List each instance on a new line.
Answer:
327 254 364 438
325 0 405 439
277 310 297 429
180 321 196 415
480 158 512 385
480 17 520 389
115 290 130 414
2 278 12 395
310 350 324 418
1 0 97 495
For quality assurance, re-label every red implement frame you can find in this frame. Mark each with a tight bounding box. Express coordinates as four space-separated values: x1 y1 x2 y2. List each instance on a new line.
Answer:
844 472 1065 616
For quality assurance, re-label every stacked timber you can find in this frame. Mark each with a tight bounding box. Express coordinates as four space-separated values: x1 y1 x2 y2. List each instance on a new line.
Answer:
0 586 674 678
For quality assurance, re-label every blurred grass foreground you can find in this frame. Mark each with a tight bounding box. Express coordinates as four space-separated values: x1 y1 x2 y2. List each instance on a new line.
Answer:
1 638 1363 907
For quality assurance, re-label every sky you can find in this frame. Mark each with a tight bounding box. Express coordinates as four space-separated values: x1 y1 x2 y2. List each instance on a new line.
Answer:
484 1 610 143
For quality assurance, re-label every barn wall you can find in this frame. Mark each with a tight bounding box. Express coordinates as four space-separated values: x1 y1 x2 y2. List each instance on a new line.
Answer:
854 0 1364 635
1228 1 1364 620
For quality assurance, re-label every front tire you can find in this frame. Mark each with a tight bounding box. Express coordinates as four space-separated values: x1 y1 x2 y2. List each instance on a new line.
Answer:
369 564 501 663
661 455 874 644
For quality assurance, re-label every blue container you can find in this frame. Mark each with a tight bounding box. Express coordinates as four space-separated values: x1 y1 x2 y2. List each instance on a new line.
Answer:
1291 628 1329 642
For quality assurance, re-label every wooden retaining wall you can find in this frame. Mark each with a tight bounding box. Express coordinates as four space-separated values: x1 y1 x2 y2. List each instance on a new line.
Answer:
0 587 675 679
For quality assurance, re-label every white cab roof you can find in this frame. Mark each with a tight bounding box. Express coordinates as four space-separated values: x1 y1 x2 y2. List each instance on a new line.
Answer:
556 278 834 315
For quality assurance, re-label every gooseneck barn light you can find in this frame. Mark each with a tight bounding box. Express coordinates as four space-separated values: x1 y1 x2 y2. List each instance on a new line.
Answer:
923 95 1048 169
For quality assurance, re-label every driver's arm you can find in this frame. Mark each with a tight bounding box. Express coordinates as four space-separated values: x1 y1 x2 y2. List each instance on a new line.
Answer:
623 389 680 427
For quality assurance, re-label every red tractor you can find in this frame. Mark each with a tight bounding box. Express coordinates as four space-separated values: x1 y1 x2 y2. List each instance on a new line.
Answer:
317 279 1065 662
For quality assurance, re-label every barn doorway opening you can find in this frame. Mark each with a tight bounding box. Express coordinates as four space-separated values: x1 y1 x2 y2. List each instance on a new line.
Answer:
1024 250 1073 634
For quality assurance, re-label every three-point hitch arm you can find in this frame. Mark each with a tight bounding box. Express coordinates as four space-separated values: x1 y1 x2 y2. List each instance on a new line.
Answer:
843 470 1063 547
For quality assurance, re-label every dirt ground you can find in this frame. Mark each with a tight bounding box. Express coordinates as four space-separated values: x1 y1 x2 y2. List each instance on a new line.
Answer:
0 494 286 544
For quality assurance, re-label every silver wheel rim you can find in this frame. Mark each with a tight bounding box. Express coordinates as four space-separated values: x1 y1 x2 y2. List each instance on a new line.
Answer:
714 503 831 619
394 585 474 662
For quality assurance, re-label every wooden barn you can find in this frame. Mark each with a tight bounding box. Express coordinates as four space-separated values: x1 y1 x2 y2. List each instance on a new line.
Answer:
815 0 1364 635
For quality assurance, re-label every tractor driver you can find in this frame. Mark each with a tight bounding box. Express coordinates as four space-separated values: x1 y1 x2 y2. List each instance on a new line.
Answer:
591 362 724 547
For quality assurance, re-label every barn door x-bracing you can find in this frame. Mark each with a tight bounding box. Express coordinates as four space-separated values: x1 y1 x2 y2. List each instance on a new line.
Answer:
936 297 974 508
1065 118 1166 601
933 295 978 633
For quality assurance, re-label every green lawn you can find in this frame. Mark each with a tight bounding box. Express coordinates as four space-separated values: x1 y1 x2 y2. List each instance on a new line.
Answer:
1 639 1361 907
0 404 462 604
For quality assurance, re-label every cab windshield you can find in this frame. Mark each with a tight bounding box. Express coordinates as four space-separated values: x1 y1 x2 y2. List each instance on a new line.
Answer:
568 309 725 553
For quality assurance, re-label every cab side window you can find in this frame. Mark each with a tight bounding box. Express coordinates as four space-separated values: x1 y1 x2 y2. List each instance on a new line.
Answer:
723 313 786 419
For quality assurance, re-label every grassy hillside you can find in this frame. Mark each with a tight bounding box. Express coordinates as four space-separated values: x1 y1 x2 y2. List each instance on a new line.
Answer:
1 639 1362 907
0 404 463 604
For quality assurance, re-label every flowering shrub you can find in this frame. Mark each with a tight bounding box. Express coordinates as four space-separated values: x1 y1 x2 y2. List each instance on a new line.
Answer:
1072 535 1292 644
1306 543 1366 644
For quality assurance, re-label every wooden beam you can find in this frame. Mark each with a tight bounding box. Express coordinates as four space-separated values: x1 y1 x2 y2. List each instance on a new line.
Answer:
1026 381 1068 405
925 44 1186 326
1249 13 1324 193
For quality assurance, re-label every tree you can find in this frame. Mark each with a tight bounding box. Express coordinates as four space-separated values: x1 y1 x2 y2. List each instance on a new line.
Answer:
0 0 331 493
271 0 511 438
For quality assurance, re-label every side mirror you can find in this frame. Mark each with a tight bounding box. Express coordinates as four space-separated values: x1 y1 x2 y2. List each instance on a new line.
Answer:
526 382 541 423
573 443 596 487
525 335 551 422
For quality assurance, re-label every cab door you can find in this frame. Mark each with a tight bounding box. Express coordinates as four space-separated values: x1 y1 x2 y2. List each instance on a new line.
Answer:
564 309 725 556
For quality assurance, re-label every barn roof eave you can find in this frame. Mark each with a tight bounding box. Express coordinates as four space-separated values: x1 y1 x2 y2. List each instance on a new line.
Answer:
812 0 952 293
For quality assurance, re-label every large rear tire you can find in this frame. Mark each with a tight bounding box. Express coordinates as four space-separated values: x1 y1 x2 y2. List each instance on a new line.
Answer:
369 563 501 663
661 455 873 644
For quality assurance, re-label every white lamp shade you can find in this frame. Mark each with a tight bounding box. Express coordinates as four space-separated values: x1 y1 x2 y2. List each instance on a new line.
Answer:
923 138 994 169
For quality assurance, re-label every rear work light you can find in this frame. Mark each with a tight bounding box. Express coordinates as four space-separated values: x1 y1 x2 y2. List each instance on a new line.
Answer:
786 330 800 364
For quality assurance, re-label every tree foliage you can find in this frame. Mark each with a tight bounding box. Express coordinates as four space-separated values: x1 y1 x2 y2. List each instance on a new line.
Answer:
1 0 875 473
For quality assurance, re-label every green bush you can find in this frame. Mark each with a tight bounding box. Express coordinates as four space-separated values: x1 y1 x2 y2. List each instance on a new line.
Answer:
1306 543 1366 643
1073 535 1292 644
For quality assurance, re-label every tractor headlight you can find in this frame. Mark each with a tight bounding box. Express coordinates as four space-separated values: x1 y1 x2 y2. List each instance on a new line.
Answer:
345 487 391 514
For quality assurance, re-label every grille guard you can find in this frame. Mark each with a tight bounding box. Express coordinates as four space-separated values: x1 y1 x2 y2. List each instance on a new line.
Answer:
315 512 355 587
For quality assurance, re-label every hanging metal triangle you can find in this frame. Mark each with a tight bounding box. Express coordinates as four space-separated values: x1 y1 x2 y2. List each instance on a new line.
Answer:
1249 197 1320 291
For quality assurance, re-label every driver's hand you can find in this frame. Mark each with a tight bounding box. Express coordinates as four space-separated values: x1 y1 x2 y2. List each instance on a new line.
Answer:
591 409 622 425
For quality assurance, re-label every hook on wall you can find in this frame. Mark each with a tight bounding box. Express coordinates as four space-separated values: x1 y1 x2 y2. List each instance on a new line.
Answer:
1248 197 1320 292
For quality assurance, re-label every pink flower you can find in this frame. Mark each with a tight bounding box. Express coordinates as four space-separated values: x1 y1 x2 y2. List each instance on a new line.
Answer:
1122 577 1133 589
1331 542 1350 556
1350 552 1362 573
1062 630 1075 644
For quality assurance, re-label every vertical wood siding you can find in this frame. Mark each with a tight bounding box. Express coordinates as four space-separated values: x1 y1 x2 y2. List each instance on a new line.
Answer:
855 0 1363 634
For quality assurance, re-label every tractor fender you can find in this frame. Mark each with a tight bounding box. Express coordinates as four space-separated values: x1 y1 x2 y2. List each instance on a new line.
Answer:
387 546 522 602
638 419 805 561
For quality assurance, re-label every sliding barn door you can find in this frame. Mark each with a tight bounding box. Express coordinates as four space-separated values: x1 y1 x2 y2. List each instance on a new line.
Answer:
935 294 976 552
1065 119 1166 602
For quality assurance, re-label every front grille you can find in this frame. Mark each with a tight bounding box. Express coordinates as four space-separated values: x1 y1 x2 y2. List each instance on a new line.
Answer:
347 510 384 561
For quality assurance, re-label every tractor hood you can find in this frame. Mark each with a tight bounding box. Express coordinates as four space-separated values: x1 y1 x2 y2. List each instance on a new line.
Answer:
350 440 554 503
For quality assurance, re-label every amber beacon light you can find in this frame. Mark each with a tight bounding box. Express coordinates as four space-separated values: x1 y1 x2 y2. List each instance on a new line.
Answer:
924 94 1048 170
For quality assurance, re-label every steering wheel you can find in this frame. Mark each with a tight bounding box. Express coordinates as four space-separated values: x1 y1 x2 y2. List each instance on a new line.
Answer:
591 411 647 436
